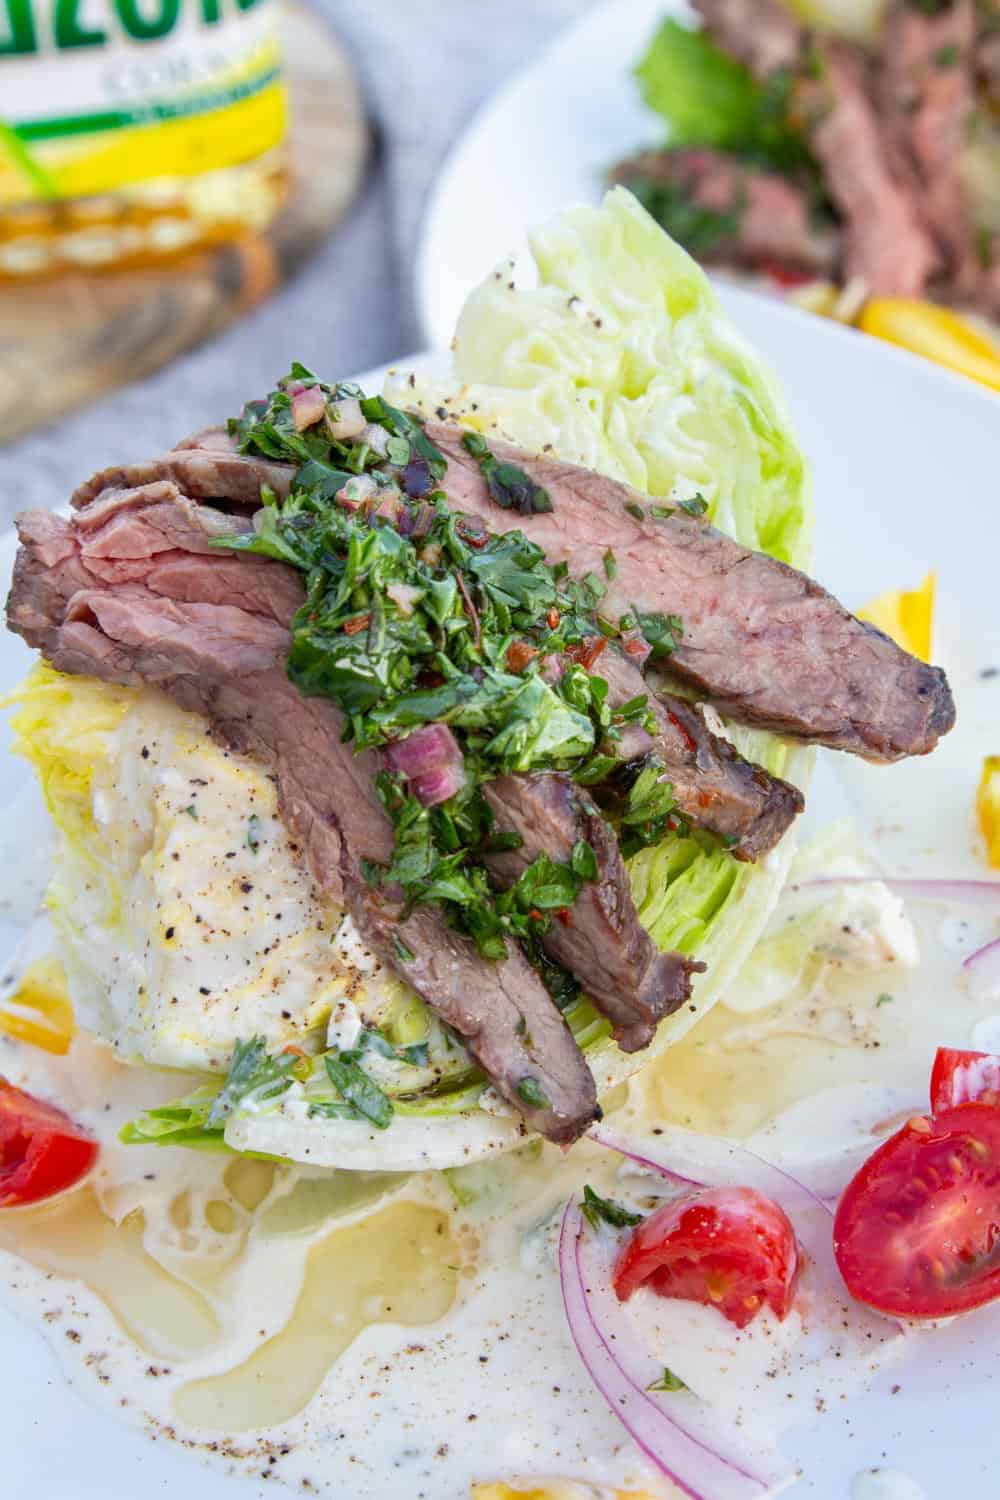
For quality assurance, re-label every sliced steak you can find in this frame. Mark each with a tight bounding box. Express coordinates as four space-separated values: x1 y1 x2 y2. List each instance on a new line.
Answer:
482 773 703 1053
8 499 598 1144
802 39 939 296
982 239 1000 319
694 0 938 295
692 0 802 78
71 432 294 512
611 148 839 275
424 423 955 761
880 0 980 300
979 27 1000 101
592 647 804 860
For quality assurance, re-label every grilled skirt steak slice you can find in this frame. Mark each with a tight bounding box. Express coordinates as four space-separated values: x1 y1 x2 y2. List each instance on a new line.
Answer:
611 148 839 275
880 0 981 301
114 425 954 760
693 0 939 297
482 772 703 1052
71 429 295 512
590 647 803 861
424 423 955 761
691 0 802 77
8 503 598 1144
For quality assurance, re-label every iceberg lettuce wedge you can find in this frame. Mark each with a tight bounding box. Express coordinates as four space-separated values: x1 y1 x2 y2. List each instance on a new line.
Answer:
151 189 816 1166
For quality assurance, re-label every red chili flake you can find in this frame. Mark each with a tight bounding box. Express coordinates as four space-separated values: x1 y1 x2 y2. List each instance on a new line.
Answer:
281 1043 309 1058
667 816 679 831
568 636 606 671
666 709 697 754
555 907 571 926
529 908 543 922
622 637 647 657
456 517 488 548
546 607 560 629
697 790 715 809
506 641 539 673
343 613 371 635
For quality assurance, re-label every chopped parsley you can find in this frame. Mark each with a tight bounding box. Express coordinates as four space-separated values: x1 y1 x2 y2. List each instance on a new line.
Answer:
580 1183 644 1230
460 430 553 515
633 610 684 660
647 1367 688 1393
324 1050 394 1130
216 368 746 979
370 774 600 960
183 803 198 819
677 493 709 518
876 992 894 1007
391 932 415 964
620 756 687 857
207 1036 300 1128
517 1077 550 1108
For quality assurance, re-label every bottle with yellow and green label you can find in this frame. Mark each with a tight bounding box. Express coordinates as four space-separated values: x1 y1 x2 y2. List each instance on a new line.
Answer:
0 0 289 278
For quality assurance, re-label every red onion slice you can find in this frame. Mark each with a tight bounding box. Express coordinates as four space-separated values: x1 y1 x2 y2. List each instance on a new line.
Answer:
384 724 465 807
410 762 465 807
559 1200 793 1500
385 723 462 779
964 936 1000 1003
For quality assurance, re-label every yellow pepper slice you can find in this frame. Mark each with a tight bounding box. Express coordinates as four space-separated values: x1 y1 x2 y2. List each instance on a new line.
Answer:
858 299 1000 393
978 756 1000 870
858 571 935 661
0 956 75 1055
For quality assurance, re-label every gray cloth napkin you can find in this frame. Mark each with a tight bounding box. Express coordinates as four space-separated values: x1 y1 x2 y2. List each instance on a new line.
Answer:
0 0 591 519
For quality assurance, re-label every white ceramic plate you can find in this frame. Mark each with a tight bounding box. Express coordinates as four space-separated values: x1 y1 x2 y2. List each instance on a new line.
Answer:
0 337 998 1500
416 0 668 349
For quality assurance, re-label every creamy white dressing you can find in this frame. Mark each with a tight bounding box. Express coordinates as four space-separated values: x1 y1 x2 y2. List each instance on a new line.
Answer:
971 1013 1000 1050
850 1470 927 1500
1 645 997 1497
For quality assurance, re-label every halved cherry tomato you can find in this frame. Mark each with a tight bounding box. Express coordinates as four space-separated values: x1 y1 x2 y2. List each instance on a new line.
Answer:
0 1078 98 1207
834 1102 1000 1318
930 1047 1000 1112
612 1186 800 1329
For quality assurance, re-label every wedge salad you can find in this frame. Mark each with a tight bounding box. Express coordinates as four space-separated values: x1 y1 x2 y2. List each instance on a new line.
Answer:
1 189 997 1500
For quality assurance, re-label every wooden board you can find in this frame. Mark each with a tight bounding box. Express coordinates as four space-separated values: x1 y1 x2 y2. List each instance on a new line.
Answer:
0 4 369 444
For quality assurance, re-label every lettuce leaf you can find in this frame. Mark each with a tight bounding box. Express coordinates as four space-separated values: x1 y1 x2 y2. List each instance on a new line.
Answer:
633 18 813 176
635 18 763 150
119 1084 230 1152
